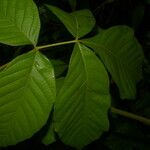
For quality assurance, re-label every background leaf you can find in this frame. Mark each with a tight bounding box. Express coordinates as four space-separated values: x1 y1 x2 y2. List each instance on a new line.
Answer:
42 121 56 145
42 77 65 145
68 0 77 11
56 77 65 93
82 26 145 99
145 0 150 4
132 5 145 29
46 5 95 38
54 43 111 149
0 0 40 46
0 51 56 146
51 59 67 78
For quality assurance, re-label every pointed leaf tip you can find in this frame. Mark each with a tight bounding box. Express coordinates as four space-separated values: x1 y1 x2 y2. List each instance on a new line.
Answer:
46 5 95 38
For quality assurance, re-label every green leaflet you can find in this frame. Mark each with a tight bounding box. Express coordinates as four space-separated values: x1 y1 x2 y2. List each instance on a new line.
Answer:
0 0 40 46
82 26 145 99
0 51 56 147
54 43 111 149
46 5 95 38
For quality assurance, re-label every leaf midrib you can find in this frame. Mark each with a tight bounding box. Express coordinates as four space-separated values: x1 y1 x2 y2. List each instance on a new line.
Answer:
1 52 37 123
77 43 92 133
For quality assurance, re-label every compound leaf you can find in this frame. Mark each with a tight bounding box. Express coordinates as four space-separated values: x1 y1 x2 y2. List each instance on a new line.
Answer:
0 51 56 146
82 26 144 99
46 5 95 38
54 43 110 149
0 0 40 46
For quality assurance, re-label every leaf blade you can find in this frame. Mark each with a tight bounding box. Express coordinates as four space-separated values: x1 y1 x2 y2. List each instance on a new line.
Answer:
0 0 40 46
54 43 110 149
0 51 56 147
46 5 95 38
82 26 144 99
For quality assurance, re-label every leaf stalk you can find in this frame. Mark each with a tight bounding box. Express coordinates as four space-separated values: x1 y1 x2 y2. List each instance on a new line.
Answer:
36 39 78 50
111 107 150 125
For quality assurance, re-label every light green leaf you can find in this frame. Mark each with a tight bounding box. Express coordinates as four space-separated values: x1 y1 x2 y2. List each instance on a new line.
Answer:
46 5 95 38
0 51 56 147
54 43 111 149
0 0 40 46
82 26 144 99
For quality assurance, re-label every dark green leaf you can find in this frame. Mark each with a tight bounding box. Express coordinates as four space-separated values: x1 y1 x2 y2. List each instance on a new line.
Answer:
42 77 65 145
132 5 145 29
51 59 67 78
56 77 65 93
145 0 150 4
68 0 77 11
42 122 56 145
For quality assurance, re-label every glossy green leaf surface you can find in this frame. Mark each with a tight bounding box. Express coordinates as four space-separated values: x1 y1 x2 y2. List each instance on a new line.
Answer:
0 0 40 46
46 5 95 38
0 51 56 146
82 26 144 99
54 43 111 149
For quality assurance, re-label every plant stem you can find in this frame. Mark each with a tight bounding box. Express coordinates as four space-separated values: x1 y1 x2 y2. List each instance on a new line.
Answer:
0 40 78 69
37 39 78 50
111 107 150 125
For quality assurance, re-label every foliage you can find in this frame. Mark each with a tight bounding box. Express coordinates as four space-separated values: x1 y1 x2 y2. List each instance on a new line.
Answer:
0 0 150 150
